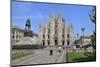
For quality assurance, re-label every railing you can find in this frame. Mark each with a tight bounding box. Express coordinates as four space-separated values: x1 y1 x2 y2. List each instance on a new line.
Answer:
12 49 33 55
67 47 93 53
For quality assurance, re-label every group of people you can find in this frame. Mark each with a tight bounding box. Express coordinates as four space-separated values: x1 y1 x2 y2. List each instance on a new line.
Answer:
58 45 67 54
49 45 67 55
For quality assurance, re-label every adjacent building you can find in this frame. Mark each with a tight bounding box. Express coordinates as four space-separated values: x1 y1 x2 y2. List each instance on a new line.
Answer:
12 19 37 44
80 36 91 45
12 26 24 43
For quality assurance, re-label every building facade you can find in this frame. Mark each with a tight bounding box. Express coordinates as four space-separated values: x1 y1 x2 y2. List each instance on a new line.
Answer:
38 13 74 46
80 36 91 45
12 26 24 43
12 19 35 44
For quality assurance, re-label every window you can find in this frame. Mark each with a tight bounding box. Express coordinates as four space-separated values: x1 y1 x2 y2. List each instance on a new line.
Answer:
42 40 45 45
62 40 64 45
55 40 58 45
67 40 70 45
67 34 70 38
62 34 64 38
48 41 50 45
12 35 14 38
43 35 45 38
62 29 64 33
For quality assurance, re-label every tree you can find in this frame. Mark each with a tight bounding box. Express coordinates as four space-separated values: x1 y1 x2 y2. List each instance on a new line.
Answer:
91 33 96 51
89 7 96 53
89 7 96 24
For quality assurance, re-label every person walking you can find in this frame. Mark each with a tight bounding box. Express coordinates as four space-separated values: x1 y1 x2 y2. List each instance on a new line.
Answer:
58 46 62 54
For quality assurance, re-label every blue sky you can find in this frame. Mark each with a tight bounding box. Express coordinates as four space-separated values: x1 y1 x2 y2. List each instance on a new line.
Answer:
12 1 95 37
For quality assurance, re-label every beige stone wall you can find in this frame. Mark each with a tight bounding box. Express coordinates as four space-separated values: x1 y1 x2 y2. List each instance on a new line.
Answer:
12 28 24 44
82 38 91 45
69 24 74 45
58 17 64 45
38 25 44 45
45 24 49 45
64 27 67 46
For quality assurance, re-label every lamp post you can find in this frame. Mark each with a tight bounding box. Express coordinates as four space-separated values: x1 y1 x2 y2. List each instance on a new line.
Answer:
81 28 85 45
81 27 85 52
76 33 79 39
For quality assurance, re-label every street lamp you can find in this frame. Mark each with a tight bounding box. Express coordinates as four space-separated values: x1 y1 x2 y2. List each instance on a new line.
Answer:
76 33 79 39
81 27 85 53
81 28 85 45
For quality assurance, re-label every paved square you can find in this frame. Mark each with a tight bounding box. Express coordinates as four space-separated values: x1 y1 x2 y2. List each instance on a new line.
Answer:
12 47 67 65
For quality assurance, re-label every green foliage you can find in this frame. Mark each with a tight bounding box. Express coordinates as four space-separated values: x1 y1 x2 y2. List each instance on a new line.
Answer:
68 52 96 62
89 7 96 24
89 7 96 52
91 32 96 49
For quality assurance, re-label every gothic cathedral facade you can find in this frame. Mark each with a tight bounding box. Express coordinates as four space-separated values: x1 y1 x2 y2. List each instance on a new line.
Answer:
38 13 74 46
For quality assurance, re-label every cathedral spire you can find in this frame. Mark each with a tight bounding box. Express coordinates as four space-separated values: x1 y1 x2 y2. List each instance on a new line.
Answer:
68 22 74 33
50 11 54 18
58 11 62 17
70 23 73 28
39 23 42 29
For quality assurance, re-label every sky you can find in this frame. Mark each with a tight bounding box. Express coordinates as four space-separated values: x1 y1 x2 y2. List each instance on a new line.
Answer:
12 1 95 37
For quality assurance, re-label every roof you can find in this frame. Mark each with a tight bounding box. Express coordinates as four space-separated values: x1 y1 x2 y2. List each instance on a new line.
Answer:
12 26 24 31
81 36 91 38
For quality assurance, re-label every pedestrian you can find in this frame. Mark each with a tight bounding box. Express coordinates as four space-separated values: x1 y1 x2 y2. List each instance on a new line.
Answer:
58 46 62 54
73 45 76 52
50 49 53 55
49 46 53 55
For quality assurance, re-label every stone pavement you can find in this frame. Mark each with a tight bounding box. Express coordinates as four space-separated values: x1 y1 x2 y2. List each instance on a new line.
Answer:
12 47 67 66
